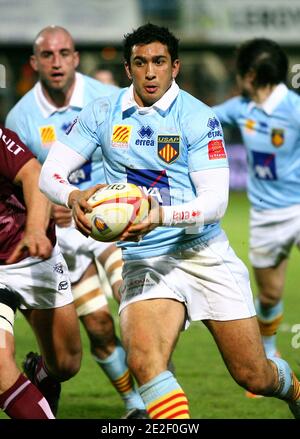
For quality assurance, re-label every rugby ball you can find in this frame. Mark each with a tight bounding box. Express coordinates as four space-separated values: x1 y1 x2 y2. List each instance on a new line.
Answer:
86 183 149 242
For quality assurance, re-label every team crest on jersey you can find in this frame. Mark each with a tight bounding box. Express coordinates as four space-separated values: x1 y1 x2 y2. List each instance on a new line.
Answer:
157 135 180 164
39 125 56 146
111 125 132 148
271 128 284 147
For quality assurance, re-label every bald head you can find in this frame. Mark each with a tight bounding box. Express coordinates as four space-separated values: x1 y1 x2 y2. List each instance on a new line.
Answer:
30 25 79 104
33 26 75 54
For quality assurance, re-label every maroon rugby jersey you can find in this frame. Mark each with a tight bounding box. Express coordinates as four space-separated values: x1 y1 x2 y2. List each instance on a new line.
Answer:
0 125 55 263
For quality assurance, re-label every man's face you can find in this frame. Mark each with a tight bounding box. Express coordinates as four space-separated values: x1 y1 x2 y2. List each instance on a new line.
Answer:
125 42 180 107
30 30 79 93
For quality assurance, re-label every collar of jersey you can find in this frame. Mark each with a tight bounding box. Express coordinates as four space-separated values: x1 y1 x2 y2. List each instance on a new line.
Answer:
34 72 84 118
247 83 288 115
121 80 179 115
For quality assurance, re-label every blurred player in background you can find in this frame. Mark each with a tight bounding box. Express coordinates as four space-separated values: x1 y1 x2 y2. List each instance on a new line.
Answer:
5 26 145 418
93 68 118 86
213 39 300 396
0 125 81 418
39 24 300 419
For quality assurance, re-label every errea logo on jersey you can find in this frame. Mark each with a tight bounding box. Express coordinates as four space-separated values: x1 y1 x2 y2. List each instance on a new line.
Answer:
111 125 132 148
136 125 154 146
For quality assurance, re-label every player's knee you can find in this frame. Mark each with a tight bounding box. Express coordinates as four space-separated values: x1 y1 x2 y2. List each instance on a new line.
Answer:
82 309 116 351
259 292 281 308
46 350 81 381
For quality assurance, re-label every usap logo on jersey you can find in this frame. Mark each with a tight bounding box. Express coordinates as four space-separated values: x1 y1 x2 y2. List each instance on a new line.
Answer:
271 128 284 148
157 135 180 164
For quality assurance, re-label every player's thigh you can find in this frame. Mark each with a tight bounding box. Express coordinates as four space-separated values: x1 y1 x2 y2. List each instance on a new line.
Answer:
120 298 185 360
22 303 81 360
204 316 267 378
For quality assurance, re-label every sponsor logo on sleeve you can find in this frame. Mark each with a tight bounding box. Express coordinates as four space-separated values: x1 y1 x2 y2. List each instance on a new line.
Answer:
39 125 56 146
111 125 132 148
208 139 226 160
157 135 180 164
271 128 284 147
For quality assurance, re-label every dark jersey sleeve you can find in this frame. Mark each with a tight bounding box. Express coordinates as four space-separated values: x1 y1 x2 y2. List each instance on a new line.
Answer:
0 125 35 181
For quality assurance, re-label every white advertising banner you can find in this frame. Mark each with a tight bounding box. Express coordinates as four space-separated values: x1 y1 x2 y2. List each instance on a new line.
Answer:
0 0 142 44
180 0 300 45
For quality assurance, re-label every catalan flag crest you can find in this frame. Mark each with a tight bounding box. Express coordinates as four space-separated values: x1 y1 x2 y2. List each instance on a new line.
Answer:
157 135 180 164
111 125 132 148
39 125 56 146
271 128 284 147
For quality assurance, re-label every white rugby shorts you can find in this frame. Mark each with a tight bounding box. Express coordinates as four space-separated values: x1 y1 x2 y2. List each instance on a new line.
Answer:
56 225 112 283
250 204 300 268
0 244 73 309
119 231 255 327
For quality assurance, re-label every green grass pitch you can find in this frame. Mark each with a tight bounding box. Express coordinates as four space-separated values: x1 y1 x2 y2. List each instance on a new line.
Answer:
1 191 299 419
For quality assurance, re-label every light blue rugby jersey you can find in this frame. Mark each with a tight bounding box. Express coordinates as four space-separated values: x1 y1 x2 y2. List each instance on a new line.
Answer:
5 72 117 189
214 84 300 210
60 82 229 259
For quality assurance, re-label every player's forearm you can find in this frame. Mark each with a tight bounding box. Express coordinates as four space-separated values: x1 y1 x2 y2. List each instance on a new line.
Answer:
21 162 52 232
162 167 229 228
39 140 86 207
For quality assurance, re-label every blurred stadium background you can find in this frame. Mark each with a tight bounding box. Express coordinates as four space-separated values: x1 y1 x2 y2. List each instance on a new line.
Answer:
0 0 300 419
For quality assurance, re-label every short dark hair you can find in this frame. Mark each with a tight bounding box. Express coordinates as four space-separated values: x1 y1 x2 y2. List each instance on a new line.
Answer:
123 23 179 64
236 38 288 87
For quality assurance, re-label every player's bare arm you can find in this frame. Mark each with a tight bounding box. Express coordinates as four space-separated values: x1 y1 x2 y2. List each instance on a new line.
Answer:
6 158 53 264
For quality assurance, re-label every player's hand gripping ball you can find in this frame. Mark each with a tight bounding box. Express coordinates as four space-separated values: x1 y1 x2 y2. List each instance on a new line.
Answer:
86 183 149 242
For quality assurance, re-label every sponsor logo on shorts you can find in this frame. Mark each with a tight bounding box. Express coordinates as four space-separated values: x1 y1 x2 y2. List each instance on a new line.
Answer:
39 125 56 146
208 139 226 160
111 125 132 148
53 263 64 274
157 135 180 164
271 128 284 147
58 281 68 290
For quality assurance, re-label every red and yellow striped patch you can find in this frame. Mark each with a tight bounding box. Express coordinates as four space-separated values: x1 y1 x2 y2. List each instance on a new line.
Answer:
39 125 56 146
111 125 132 148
